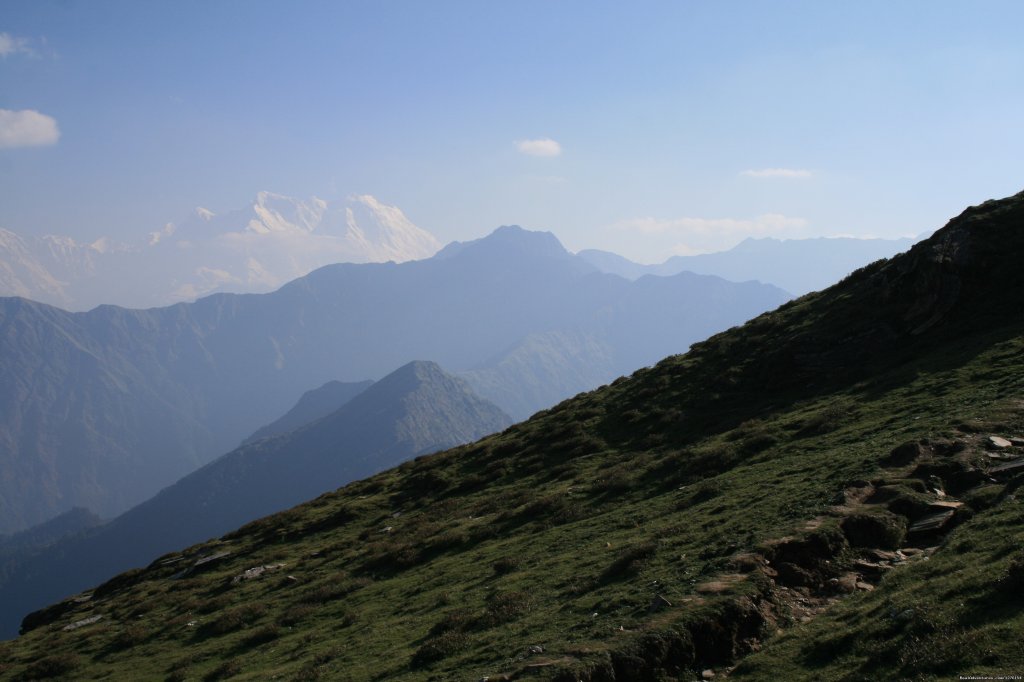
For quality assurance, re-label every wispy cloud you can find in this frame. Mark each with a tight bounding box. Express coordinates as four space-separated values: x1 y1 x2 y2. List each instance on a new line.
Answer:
528 174 567 185
0 32 35 58
0 109 61 148
740 168 812 179
515 137 562 157
612 213 810 255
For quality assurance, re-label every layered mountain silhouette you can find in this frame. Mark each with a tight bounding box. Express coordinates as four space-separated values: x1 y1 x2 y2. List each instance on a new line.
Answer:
579 234 919 295
2 192 1020 678
0 192 441 310
243 379 374 444
0 225 788 534
0 360 510 639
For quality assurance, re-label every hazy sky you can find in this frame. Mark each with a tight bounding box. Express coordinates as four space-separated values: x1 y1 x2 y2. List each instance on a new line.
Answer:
2 1 1024 262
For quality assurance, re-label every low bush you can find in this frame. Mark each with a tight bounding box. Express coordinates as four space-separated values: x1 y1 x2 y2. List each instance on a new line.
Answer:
410 630 469 668
601 541 657 582
201 603 266 636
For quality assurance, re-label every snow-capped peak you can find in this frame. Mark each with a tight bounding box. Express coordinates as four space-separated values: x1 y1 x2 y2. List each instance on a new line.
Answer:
0 190 443 310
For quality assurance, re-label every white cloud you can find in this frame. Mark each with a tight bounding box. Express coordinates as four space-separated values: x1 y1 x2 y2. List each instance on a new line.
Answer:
740 168 812 179
0 33 34 58
515 137 562 157
0 109 60 148
612 213 810 255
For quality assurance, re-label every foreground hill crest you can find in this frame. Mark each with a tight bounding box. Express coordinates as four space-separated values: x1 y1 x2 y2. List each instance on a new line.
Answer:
1 191 1022 681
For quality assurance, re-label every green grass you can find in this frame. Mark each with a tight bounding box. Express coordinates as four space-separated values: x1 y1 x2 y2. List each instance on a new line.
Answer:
1 327 1019 681
2 191 1024 680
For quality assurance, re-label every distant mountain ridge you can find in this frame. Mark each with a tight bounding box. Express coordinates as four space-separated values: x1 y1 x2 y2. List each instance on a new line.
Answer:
0 360 512 639
0 225 788 534
578 234 920 295
244 379 375 444
0 192 441 310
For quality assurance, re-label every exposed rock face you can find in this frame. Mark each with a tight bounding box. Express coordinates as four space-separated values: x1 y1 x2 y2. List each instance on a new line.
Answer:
988 436 1013 449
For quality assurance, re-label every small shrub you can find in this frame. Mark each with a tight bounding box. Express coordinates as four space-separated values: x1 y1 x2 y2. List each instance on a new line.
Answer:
478 591 534 628
165 670 188 682
196 594 232 614
202 603 266 636
19 653 80 680
453 465 492 487
400 469 452 499
840 512 907 549
290 664 326 681
602 541 658 582
410 630 469 667
591 465 635 496
242 624 281 648
798 401 856 436
297 583 344 605
998 553 1024 593
113 622 150 649
203 659 242 681
964 484 1003 512
279 604 316 627
517 494 582 527
300 505 355 535
424 529 470 554
359 540 421 574
429 608 475 635
675 475 724 507
491 556 521 575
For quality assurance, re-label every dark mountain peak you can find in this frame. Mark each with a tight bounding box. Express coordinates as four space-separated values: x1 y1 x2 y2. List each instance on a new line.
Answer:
363 360 449 396
0 507 102 553
665 190 1024 422
863 189 1024 330
388 359 446 380
354 360 507 428
432 225 586 269
243 379 374 444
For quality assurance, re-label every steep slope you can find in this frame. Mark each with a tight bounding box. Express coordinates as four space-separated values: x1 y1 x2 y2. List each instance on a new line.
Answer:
579 234 918 295
243 379 374 444
0 361 510 640
0 193 441 310
0 225 787 533
1 192 1021 679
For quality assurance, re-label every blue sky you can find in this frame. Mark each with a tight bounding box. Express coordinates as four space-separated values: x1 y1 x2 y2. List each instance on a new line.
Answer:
2 0 1024 262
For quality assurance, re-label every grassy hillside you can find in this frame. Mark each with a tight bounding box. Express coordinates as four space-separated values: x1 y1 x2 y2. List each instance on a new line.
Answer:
0 361 511 640
1 192 1022 681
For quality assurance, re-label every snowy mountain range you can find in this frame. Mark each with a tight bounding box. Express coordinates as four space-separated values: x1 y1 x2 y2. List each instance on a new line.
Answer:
0 192 441 310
